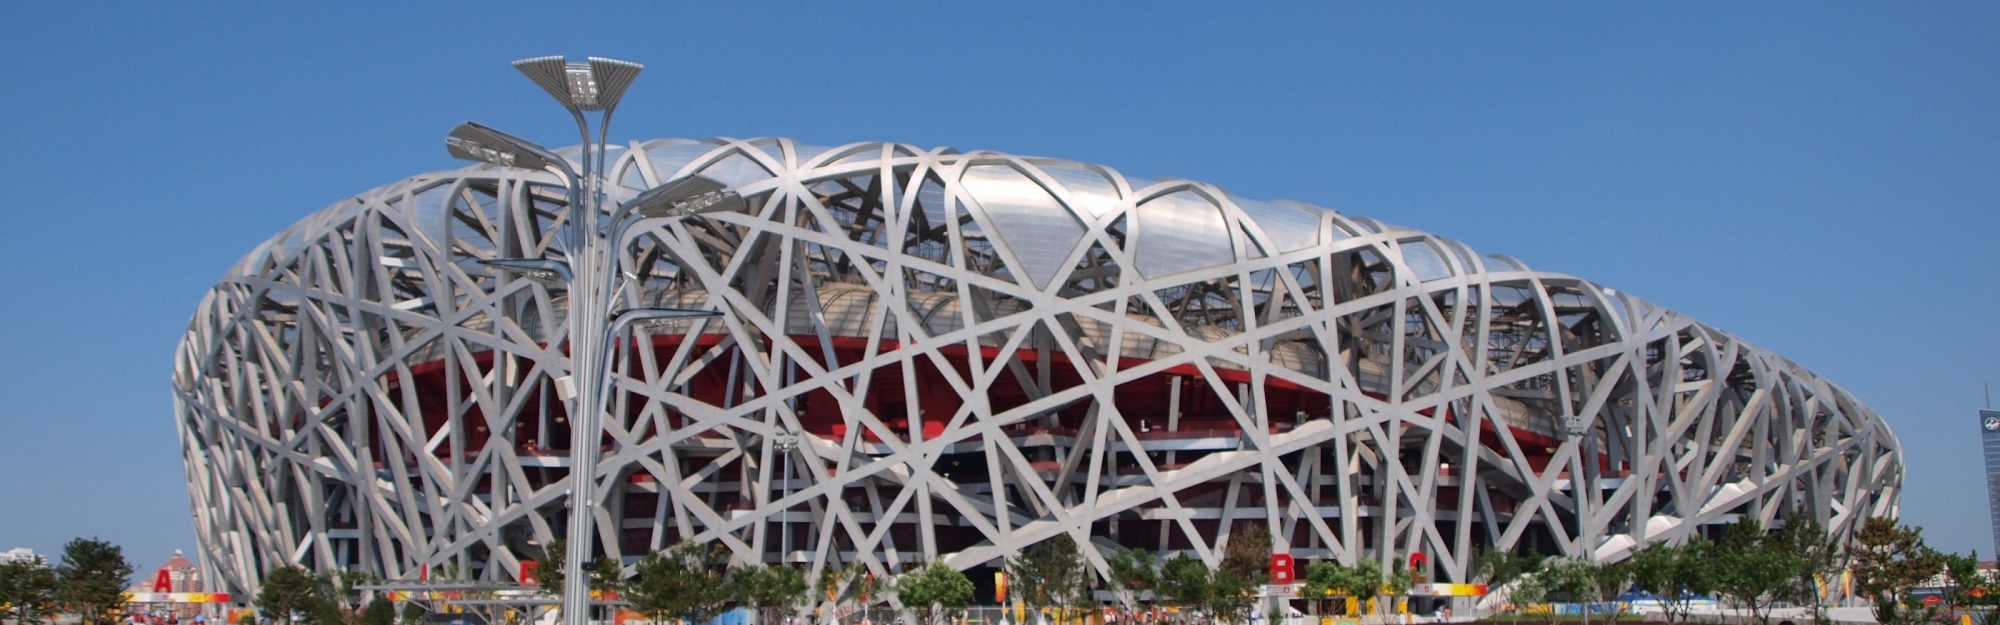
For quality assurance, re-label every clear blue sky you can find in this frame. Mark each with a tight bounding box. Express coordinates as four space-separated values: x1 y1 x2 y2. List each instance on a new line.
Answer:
2 2 1996 571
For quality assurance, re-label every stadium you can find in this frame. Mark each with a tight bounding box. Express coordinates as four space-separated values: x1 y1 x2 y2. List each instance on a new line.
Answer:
173 135 1903 600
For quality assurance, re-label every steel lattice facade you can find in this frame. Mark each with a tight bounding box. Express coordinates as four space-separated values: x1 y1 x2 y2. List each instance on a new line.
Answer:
174 137 1902 598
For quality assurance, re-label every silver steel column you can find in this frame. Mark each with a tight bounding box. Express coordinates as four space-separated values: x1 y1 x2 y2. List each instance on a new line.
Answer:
485 56 635 625
562 145 606 625
451 57 739 625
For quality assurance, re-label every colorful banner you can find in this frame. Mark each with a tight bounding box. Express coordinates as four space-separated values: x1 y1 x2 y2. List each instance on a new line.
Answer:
126 593 233 604
1409 583 1488 597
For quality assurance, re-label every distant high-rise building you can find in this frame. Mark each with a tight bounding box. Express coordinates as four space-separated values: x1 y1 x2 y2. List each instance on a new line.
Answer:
1984 409 2000 555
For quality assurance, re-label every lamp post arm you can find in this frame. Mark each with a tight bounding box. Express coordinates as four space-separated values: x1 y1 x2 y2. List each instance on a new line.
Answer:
596 107 618 194
561 108 596 257
447 121 580 184
537 163 579 193
604 191 649 238
564 107 592 172
578 306 724 435
479 258 574 285
606 307 722 339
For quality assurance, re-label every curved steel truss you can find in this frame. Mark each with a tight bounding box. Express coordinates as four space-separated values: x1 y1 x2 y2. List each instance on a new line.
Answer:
174 137 1902 597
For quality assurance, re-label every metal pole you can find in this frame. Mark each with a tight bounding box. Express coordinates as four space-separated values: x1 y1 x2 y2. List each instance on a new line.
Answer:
561 106 608 625
467 56 718 625
776 432 799 564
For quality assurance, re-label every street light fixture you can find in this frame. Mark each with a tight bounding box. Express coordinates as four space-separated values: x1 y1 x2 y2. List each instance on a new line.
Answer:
620 175 746 220
771 431 800 563
513 56 642 114
446 122 570 176
446 55 733 625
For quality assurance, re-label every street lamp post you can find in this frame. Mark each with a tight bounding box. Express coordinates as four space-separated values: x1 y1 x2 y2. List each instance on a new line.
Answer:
445 56 745 625
772 431 800 562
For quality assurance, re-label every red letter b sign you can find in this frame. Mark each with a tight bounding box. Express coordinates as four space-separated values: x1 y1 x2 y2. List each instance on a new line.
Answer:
1270 554 1295 584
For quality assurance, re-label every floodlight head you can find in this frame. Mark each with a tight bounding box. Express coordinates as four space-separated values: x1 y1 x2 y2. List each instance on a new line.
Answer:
659 191 747 219
479 258 573 286
610 307 724 335
623 175 745 220
513 56 643 113
587 57 642 112
447 122 564 174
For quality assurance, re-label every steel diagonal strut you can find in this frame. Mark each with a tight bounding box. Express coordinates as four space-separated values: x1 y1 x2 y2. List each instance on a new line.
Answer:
175 125 1902 612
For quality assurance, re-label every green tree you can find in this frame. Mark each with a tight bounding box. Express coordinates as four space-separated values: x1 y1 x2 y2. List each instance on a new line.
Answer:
0 557 59 625
1386 560 1417 614
894 562 974 625
1536 559 1593 625
1587 559 1634 624
1205 569 1257 625
842 566 886 622
530 540 621 596
1773 515 1841 625
1220 525 1272 584
1940 552 1980 622
1949 551 2000 625
1004 535 1090 622
588 557 623 595
1156 555 1210 623
1849 518 1943 625
320 571 377 612
1299 561 1348 616
1508 572 1547 620
532 539 626 625
1151 556 1254 624
398 602 424 625
359 596 394 625
532 539 566 592
1472 548 1540 588
1628 539 1717 625
257 566 329 625
625 542 734 625
1104 547 1158 610
729 564 809 625
1626 544 1675 619
56 538 133 625
1335 558 1385 615
304 598 346 625
1473 547 1545 617
1714 519 1800 625
816 566 842 608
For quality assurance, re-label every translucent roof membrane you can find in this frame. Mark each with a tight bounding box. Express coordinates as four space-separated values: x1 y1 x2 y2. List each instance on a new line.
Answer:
1400 238 1454 282
644 142 719 181
1134 190 1233 278
961 165 1086 289
1230 194 1319 253
1034 163 1121 218
1486 254 1529 272
409 183 454 249
1442 240 1481 275
792 143 836 165
695 151 777 188
551 145 625 175
1348 216 1386 234
1600 287 1631 329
